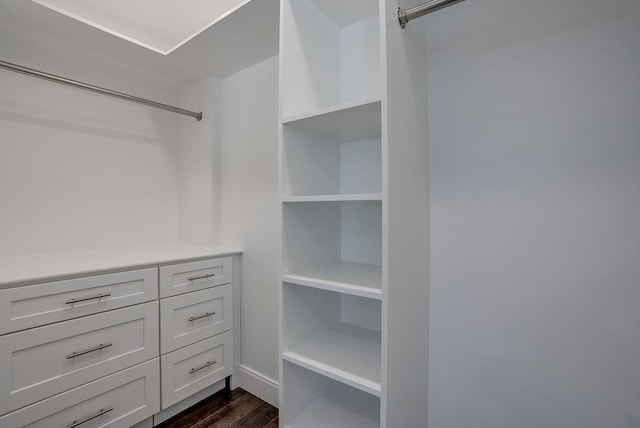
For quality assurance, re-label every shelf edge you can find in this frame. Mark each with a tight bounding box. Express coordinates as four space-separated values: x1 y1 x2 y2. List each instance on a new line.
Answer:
282 351 382 397
282 274 382 300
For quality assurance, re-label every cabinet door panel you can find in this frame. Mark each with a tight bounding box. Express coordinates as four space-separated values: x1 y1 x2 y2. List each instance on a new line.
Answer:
0 268 157 334
160 258 232 298
161 331 233 409
160 285 232 353
0 359 160 428
0 302 159 414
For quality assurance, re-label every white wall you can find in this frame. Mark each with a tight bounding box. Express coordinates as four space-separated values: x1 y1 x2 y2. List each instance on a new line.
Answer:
178 76 221 246
0 37 182 257
425 1 640 427
220 56 280 403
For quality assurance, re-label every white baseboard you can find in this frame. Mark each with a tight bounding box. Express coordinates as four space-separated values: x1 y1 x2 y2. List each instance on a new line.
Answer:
236 364 279 408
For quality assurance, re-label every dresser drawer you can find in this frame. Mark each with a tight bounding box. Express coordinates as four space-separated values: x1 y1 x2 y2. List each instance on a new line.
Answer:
0 359 160 428
160 285 232 354
159 257 232 298
161 331 233 409
0 302 159 415
0 268 158 334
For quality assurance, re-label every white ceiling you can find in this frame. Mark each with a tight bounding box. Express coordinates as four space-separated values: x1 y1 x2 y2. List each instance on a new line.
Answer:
32 0 247 55
0 0 279 84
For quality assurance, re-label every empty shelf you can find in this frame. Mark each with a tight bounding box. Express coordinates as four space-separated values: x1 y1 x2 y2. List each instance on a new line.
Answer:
283 324 381 396
285 396 379 428
283 263 382 300
282 97 381 141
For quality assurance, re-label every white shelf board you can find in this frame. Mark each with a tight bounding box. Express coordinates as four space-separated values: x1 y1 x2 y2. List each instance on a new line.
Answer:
282 97 381 141
283 324 381 396
283 262 382 300
282 193 383 203
285 395 379 428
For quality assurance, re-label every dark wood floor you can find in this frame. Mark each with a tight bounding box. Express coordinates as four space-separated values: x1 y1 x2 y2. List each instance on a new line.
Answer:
158 388 278 428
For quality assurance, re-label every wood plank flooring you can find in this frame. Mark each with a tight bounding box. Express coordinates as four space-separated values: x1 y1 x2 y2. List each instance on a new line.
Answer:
158 388 278 428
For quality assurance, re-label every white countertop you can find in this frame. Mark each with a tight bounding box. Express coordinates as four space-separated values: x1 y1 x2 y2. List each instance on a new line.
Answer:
0 243 242 288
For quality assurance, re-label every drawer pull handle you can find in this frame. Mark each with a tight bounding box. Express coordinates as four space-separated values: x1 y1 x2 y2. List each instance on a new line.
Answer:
67 406 113 428
188 273 216 281
189 360 216 374
189 312 216 322
66 343 113 359
65 292 112 305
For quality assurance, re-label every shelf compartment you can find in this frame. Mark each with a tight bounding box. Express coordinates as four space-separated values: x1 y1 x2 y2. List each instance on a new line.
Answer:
281 0 380 118
283 324 381 396
282 98 381 140
283 284 381 396
283 100 381 197
282 361 380 428
283 201 382 275
283 262 381 300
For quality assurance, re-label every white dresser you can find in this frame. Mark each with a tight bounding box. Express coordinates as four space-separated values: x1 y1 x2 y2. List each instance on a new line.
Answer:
0 244 241 428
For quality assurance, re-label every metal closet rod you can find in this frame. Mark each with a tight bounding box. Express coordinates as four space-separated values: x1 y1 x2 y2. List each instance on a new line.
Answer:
398 0 466 28
0 60 203 121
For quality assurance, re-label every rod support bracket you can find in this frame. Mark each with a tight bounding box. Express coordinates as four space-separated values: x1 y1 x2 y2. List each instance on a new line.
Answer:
398 7 409 29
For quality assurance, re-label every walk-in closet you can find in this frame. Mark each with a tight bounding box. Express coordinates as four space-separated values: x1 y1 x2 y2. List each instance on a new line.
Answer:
0 0 638 427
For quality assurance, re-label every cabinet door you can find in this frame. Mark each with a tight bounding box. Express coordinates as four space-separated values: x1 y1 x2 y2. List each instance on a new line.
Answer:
0 359 160 428
160 257 232 298
0 268 158 334
0 302 159 414
161 331 233 409
160 285 232 354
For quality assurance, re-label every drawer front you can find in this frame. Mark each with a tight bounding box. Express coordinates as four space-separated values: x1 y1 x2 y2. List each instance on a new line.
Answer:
159 257 232 298
160 285 232 354
0 302 159 415
0 268 158 334
0 359 160 428
161 331 233 409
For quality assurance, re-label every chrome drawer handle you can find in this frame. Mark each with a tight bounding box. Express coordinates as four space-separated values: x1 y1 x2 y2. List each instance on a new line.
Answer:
188 312 215 322
66 343 112 359
187 273 216 281
65 292 112 305
67 406 113 428
189 360 216 374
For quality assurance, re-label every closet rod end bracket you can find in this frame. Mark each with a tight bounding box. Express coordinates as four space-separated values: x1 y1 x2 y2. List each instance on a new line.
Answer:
398 7 409 29
196 112 203 121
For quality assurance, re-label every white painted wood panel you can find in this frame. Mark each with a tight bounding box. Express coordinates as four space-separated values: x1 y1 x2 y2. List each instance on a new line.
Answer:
0 359 160 428
282 100 382 197
0 302 159 414
283 323 381 396
381 0 430 426
160 285 232 354
283 201 382 274
282 361 380 428
159 257 232 298
0 268 157 334
160 331 233 409
280 0 380 117
282 284 381 396
283 261 382 300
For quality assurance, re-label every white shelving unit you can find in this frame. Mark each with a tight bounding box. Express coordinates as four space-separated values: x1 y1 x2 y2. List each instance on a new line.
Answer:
280 0 430 426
